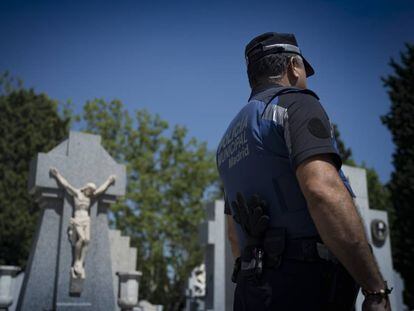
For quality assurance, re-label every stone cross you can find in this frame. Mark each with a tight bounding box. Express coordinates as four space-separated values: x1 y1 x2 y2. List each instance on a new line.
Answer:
17 131 126 311
199 201 235 311
341 166 406 311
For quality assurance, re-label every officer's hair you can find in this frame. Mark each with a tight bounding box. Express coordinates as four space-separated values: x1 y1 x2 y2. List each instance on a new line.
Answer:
247 53 300 89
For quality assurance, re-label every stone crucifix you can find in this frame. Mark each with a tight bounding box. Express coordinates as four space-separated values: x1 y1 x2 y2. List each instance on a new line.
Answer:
50 167 116 280
18 131 126 310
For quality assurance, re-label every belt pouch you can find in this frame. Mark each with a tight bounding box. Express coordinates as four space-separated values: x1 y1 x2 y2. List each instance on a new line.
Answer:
263 227 286 267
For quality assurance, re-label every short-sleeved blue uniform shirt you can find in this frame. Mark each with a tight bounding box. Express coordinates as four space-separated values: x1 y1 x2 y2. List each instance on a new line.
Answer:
216 85 355 249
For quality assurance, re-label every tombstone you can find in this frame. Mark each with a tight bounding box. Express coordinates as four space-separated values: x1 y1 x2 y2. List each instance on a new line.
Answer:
341 166 406 311
198 165 406 311
198 201 235 311
17 131 126 310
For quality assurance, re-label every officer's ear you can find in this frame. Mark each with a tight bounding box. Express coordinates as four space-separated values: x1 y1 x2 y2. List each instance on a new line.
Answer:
289 56 303 79
287 56 300 85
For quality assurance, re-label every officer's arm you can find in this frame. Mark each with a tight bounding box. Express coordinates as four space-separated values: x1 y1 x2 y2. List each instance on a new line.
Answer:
226 215 241 258
296 155 385 293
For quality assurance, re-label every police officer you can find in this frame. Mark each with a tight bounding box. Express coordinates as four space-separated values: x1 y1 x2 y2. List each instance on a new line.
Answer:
216 33 392 311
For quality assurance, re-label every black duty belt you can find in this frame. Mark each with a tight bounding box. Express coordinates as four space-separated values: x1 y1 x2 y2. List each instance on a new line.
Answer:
238 228 339 280
283 238 337 263
240 237 338 271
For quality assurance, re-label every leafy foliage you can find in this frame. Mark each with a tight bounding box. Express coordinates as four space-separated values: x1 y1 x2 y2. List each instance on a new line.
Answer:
381 44 414 308
333 123 353 163
363 165 392 214
81 99 218 309
0 72 69 266
333 123 392 216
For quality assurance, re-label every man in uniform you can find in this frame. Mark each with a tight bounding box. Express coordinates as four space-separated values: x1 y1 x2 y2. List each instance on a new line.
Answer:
216 33 392 310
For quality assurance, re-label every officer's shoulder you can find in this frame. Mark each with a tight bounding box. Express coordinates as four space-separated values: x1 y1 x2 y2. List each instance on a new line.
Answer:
278 89 320 108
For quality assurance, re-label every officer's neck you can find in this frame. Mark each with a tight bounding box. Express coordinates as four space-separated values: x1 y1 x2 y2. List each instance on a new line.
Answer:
255 74 296 89
251 81 286 95
251 73 304 93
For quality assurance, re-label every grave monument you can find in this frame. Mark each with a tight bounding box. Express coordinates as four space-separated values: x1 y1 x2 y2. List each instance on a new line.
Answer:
17 131 126 310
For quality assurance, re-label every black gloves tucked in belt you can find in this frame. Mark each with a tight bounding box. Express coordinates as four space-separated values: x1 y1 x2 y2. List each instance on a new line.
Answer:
231 192 270 247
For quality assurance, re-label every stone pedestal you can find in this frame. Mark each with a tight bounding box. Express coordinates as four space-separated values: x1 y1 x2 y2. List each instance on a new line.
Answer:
109 229 138 310
116 271 142 310
0 266 20 310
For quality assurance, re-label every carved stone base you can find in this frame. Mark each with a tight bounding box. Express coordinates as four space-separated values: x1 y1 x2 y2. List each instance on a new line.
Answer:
70 274 85 295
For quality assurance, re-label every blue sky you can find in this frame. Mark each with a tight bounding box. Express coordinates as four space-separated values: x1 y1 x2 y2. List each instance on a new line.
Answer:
1 0 413 183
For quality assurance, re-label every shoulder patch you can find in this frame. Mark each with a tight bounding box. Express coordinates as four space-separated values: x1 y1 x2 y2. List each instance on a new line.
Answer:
307 118 330 138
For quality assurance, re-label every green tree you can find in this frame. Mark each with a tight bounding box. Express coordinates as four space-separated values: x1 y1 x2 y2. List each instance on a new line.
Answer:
363 165 392 214
0 72 69 266
381 44 414 308
333 123 353 163
333 123 392 215
80 99 218 310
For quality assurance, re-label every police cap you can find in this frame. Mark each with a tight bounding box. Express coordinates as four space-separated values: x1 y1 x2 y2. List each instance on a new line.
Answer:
245 32 315 77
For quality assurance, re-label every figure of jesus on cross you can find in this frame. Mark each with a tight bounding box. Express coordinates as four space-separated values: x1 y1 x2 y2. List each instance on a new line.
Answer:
50 167 116 280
